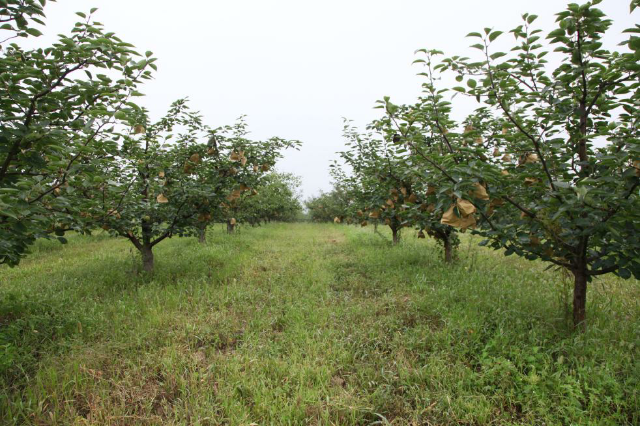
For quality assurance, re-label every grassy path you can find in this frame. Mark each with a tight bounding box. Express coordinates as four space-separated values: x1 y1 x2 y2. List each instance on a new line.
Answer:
1 223 638 425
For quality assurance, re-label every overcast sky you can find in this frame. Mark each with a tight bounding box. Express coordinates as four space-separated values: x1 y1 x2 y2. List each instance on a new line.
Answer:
24 0 638 199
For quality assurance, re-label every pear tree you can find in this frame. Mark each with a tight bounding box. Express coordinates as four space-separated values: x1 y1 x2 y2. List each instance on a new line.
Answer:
0 2 155 265
403 0 639 329
90 100 298 272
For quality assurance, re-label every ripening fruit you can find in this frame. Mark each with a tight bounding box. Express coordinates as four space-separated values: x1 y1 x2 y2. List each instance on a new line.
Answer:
198 213 212 222
472 183 489 201
456 198 476 217
441 204 476 230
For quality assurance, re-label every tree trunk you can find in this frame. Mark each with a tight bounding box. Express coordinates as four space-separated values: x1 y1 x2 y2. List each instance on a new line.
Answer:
573 267 588 330
391 226 400 245
443 236 453 263
141 245 154 273
198 225 206 244
140 217 154 273
227 221 235 234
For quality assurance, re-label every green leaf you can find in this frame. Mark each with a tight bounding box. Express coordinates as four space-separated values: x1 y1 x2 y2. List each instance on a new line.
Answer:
547 29 565 39
489 31 503 42
618 267 631 279
25 28 43 36
466 32 483 38
622 27 640 34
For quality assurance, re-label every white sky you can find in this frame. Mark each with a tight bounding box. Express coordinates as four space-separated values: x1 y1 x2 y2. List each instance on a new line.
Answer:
18 0 638 199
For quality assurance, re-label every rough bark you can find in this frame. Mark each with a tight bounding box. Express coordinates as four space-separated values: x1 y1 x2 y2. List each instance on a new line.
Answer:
198 225 206 244
141 245 154 273
391 226 400 245
444 236 453 263
573 267 588 330
140 217 154 273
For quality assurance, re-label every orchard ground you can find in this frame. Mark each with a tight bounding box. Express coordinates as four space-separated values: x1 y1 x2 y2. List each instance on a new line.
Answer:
0 223 638 425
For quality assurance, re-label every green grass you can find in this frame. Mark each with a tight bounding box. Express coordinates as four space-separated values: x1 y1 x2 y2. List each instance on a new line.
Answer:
1 223 638 425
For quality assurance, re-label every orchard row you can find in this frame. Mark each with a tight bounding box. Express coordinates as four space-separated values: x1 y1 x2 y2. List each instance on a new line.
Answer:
0 1 302 273
307 0 640 329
